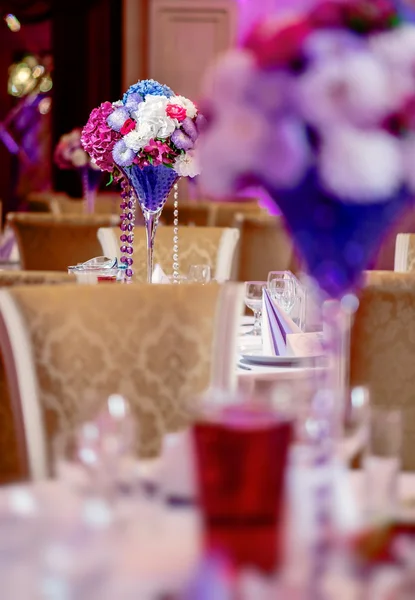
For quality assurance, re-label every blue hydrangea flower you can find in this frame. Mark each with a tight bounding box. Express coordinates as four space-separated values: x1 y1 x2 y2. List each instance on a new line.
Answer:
123 79 174 104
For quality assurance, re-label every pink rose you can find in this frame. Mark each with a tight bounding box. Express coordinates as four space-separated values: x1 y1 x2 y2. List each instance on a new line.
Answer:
245 19 312 68
166 104 187 122
120 118 136 135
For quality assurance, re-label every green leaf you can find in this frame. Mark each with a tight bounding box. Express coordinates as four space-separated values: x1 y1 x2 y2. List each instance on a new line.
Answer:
106 173 114 187
148 156 153 165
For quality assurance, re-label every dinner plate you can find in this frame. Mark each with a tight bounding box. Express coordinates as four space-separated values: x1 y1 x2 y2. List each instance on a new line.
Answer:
241 351 319 366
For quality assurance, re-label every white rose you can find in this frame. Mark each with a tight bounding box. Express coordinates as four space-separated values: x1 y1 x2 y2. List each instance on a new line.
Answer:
169 95 197 118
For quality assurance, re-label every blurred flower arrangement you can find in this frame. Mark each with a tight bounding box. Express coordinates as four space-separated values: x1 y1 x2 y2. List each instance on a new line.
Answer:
54 128 102 213
81 79 204 179
199 0 415 297
201 0 415 201
54 128 100 171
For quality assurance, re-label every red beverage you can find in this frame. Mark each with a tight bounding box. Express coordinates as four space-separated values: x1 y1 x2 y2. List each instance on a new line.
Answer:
193 409 292 573
97 276 117 283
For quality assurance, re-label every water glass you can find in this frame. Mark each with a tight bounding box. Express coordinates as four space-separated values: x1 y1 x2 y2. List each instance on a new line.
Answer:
267 272 296 315
363 408 401 518
244 281 267 336
188 264 211 284
193 404 293 573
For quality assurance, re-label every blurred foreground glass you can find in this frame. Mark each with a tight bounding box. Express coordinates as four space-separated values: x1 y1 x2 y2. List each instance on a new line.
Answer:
188 264 211 284
364 408 401 519
193 402 293 574
244 281 267 336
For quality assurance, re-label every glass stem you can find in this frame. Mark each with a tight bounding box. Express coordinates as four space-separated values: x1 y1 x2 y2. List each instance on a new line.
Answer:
143 209 161 283
253 310 262 336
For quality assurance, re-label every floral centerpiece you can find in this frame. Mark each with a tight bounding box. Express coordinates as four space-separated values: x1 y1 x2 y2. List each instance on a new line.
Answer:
199 0 415 298
81 79 203 281
54 128 102 213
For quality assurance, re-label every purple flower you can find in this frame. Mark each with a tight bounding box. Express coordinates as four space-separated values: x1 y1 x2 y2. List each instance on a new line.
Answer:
107 107 130 132
195 113 208 133
125 93 143 113
112 139 135 167
182 117 198 142
171 129 194 151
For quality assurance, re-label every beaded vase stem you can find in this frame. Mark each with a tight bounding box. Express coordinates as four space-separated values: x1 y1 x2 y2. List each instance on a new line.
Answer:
172 183 179 282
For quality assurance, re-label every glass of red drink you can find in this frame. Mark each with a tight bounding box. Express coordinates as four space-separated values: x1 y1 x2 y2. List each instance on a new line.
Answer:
193 404 293 574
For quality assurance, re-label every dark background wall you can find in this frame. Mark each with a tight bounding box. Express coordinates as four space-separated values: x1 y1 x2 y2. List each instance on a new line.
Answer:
0 0 122 211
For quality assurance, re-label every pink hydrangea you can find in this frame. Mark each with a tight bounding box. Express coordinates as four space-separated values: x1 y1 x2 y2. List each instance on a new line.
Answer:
81 102 121 172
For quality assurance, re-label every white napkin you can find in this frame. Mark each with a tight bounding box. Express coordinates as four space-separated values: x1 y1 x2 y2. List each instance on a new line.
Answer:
285 332 323 358
262 288 301 356
151 264 170 284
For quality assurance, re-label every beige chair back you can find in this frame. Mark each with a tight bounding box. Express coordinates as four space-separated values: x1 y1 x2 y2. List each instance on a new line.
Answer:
98 226 240 282
7 213 119 271
395 233 415 272
0 283 237 480
0 271 76 484
232 214 297 281
350 271 415 470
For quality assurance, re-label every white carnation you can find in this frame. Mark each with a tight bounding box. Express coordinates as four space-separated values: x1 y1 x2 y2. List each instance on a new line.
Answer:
174 151 201 177
168 95 197 118
320 127 403 203
296 51 398 127
124 124 155 152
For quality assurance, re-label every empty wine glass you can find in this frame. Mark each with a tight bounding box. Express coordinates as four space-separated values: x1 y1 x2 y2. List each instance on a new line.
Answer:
268 272 296 315
188 264 211 284
244 281 267 336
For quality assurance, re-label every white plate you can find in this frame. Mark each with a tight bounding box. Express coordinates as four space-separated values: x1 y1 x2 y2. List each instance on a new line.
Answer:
241 352 318 366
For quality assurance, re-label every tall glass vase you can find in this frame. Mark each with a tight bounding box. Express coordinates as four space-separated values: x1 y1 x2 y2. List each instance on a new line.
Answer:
122 164 178 282
81 166 102 214
265 171 413 596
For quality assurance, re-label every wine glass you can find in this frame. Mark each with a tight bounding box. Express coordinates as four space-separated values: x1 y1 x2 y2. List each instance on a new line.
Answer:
188 264 211 284
244 281 267 336
267 272 296 315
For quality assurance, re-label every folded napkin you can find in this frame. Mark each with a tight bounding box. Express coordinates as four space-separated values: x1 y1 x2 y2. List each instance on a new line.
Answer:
151 264 170 284
262 288 301 356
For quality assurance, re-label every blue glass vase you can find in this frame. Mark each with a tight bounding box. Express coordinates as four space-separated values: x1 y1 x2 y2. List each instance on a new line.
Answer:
265 170 413 299
123 164 178 282
81 166 102 214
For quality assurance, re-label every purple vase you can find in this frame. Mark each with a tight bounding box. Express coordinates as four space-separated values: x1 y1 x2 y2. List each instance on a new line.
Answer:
264 170 413 299
123 164 178 282
81 166 102 214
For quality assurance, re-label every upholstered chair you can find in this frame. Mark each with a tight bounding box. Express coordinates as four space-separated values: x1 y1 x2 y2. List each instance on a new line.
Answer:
160 204 211 227
98 226 240 282
394 233 415 272
0 282 243 481
209 202 266 228
0 271 75 484
7 213 119 271
350 271 415 470
232 214 297 282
